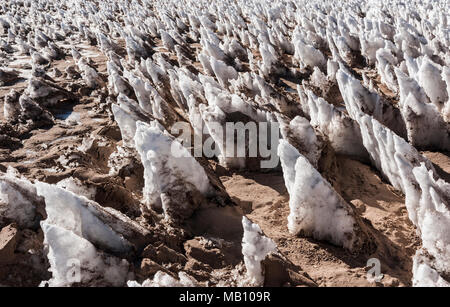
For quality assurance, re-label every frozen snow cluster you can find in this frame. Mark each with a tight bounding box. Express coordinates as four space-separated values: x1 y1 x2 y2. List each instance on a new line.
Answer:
0 167 43 229
241 217 278 286
337 68 450 285
134 120 213 221
127 271 198 287
278 140 370 252
0 0 449 287
0 168 153 286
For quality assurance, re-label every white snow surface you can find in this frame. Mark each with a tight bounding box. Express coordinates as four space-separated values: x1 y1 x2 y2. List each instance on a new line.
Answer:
127 271 198 287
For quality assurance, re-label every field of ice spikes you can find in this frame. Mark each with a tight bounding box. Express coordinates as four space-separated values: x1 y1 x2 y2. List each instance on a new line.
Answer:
0 0 449 287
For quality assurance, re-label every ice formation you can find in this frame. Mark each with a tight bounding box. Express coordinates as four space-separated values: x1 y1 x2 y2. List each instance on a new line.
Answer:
241 217 277 286
298 86 368 160
413 253 450 287
395 68 450 151
111 95 147 148
76 58 103 89
407 165 450 285
134 121 212 221
35 182 132 255
278 140 369 252
1 0 449 288
0 168 42 228
40 223 130 287
294 38 326 71
279 115 323 168
343 101 450 285
127 271 198 287
337 67 407 139
56 177 96 200
34 182 145 286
